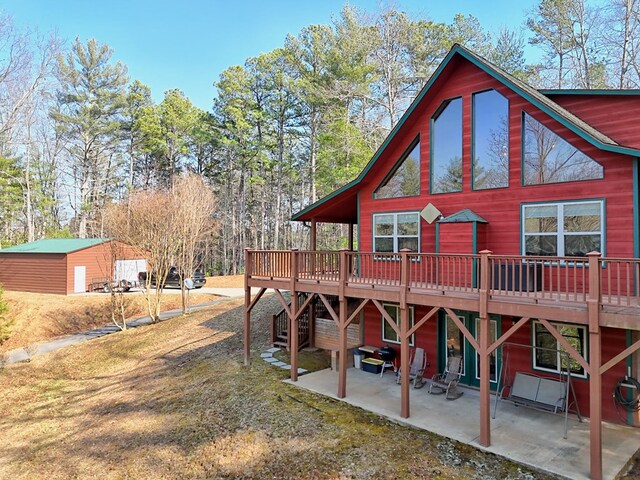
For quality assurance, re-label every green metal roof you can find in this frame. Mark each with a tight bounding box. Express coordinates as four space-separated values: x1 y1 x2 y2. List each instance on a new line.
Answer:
0 238 109 254
438 209 488 224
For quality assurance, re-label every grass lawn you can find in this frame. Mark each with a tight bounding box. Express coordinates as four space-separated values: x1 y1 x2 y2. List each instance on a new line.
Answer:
0 290 220 353
0 294 633 479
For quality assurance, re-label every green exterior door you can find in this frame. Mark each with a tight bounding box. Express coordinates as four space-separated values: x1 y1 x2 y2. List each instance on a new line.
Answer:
439 311 501 390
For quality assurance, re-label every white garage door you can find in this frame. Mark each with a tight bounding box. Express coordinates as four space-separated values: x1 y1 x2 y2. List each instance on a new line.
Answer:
114 259 147 284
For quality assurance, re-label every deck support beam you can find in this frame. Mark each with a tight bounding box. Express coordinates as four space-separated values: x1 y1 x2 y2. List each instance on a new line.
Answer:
478 250 492 447
337 248 349 398
588 252 603 480
290 249 299 382
400 249 410 418
244 249 252 366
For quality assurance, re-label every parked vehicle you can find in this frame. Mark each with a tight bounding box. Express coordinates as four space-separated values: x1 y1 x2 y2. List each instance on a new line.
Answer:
138 267 206 289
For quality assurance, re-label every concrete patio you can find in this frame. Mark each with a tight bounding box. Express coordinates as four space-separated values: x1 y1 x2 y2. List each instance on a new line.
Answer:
286 367 640 480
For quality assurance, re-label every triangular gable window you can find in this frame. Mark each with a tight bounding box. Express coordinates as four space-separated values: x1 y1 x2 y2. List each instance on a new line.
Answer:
523 113 603 185
374 139 420 199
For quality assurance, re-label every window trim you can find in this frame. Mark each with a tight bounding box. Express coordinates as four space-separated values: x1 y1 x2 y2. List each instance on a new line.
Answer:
430 96 463 195
471 89 510 191
381 303 415 346
372 211 421 254
373 135 421 199
520 199 605 258
520 111 604 187
532 320 588 378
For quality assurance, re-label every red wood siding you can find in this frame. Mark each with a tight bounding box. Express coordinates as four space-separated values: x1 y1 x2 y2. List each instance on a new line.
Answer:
547 94 640 150
476 224 487 251
357 59 635 259
0 253 67 294
354 58 635 423
439 223 474 254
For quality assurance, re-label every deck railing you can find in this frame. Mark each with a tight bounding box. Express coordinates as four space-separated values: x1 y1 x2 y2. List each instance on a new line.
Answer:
408 253 479 293
246 249 640 311
600 257 640 308
488 255 589 303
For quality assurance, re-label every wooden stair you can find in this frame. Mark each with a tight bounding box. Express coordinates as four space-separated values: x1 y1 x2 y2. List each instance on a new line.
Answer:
271 293 311 351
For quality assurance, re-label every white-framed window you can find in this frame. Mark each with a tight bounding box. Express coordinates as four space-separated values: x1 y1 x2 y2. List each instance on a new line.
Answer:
373 212 420 253
522 200 603 257
381 303 415 345
532 321 587 377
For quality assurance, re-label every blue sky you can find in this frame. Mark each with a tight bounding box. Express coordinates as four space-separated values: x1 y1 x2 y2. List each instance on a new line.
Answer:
3 0 538 111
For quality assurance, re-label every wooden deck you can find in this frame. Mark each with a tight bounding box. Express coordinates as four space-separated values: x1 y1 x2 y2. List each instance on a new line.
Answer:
247 250 640 329
244 249 640 480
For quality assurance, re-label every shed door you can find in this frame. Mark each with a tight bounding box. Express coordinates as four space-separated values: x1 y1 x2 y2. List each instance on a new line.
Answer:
74 265 86 293
114 259 147 284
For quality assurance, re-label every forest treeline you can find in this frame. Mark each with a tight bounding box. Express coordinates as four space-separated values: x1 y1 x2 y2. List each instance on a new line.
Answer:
1 1 639 274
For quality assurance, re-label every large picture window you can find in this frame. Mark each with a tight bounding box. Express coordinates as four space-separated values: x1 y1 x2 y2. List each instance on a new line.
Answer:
382 303 415 345
431 98 463 194
373 212 420 253
533 321 587 377
375 139 420 199
523 113 603 185
522 200 603 257
472 90 509 190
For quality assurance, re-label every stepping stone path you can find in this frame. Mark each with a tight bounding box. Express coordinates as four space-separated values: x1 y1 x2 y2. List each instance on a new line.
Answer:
260 347 307 374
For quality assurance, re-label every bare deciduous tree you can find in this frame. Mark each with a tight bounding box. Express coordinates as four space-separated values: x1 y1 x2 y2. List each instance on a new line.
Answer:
172 173 216 313
104 190 178 323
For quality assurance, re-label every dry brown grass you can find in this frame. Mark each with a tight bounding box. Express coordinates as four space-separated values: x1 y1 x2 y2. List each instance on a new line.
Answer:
0 290 219 353
205 274 244 288
0 295 557 480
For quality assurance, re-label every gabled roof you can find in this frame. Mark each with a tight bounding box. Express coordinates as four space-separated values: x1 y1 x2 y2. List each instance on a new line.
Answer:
438 209 488 224
0 238 109 254
292 44 640 223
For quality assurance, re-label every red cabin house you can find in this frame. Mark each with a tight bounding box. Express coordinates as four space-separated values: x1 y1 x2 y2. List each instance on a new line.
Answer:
244 45 640 479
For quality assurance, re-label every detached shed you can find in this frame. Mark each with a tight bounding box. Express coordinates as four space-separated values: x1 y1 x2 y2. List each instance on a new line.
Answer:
0 239 145 295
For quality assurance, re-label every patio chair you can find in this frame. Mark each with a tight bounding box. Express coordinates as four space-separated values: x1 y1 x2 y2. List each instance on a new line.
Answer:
428 355 464 400
396 347 427 388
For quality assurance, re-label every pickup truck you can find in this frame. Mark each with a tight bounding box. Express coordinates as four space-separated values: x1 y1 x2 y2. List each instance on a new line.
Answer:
138 267 206 289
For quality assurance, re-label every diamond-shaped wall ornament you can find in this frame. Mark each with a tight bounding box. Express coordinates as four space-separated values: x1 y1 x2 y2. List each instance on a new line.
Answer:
420 203 442 224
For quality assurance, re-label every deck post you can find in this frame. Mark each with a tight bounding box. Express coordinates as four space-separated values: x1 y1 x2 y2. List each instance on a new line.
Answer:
310 219 317 251
290 248 299 382
399 249 410 418
244 248 252 366
478 250 492 447
348 223 354 251
338 248 349 398
587 251 602 480
633 331 640 426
